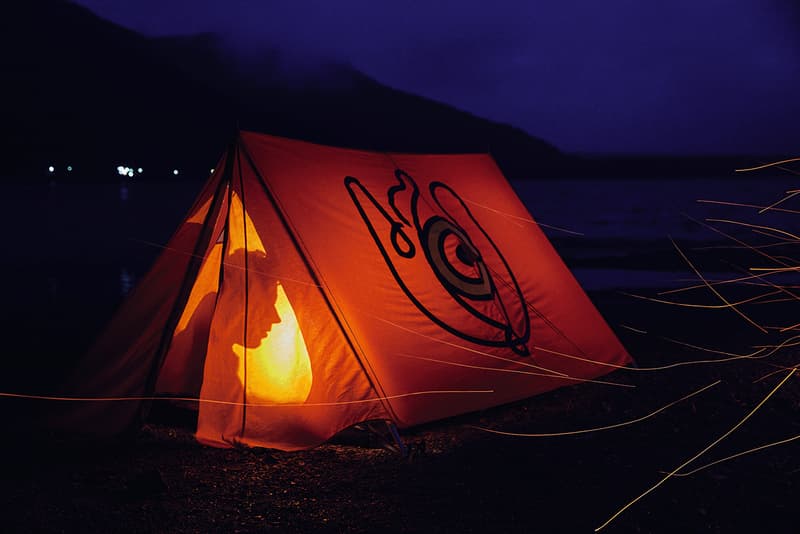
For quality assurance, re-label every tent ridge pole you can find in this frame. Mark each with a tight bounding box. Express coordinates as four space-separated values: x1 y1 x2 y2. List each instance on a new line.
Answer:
235 144 250 439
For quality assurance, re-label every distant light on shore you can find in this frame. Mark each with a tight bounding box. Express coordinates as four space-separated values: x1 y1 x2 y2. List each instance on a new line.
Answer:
210 169 215 174
117 165 137 178
173 169 179 176
48 166 54 173
137 168 143 174
67 165 73 172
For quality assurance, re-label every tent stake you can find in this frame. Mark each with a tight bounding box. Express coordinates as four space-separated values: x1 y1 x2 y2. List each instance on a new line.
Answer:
386 421 408 457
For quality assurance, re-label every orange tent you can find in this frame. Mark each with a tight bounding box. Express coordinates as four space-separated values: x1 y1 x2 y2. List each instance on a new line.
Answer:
64 131 631 450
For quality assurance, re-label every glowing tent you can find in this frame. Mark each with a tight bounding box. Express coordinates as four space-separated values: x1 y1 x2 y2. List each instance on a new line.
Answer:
64 131 631 450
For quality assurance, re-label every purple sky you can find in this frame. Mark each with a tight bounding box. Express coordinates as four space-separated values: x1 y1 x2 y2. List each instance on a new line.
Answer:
73 0 800 155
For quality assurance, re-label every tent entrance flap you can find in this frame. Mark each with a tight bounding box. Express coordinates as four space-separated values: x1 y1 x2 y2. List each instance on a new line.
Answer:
155 229 225 397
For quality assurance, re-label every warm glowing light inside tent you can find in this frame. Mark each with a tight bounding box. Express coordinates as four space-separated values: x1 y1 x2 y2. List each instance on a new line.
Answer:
173 243 223 337
229 190 266 254
225 189 312 404
186 193 216 224
233 282 313 404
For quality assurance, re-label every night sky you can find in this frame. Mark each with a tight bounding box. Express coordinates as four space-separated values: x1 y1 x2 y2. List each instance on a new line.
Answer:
73 1 799 155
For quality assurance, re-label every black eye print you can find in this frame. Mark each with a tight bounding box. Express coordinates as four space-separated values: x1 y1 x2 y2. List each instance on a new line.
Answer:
345 170 530 357
456 242 478 266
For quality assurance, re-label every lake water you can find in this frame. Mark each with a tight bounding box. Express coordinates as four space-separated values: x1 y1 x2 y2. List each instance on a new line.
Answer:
4 175 796 292
514 176 798 289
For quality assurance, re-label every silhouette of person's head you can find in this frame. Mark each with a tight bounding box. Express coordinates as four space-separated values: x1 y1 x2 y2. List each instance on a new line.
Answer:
227 248 282 349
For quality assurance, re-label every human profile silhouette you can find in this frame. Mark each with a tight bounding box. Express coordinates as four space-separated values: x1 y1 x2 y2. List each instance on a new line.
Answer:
226 241 313 405
173 194 314 446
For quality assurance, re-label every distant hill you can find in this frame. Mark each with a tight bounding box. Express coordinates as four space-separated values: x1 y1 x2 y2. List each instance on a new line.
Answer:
1 0 564 182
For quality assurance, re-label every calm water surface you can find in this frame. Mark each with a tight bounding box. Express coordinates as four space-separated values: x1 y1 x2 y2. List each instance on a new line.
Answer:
5 175 796 293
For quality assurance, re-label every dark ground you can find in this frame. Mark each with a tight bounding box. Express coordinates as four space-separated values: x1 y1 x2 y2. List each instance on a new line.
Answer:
2 288 798 533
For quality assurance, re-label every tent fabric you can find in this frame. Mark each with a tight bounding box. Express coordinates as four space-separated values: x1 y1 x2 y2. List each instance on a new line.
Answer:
60 131 631 450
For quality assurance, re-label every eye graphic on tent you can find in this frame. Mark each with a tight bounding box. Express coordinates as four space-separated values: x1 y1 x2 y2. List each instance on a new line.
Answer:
345 169 531 356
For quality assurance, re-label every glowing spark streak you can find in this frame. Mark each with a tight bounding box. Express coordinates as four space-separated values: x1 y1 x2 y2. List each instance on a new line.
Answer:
395 353 635 388
753 334 800 353
371 315 570 377
595 369 796 532
657 336 767 359
684 214 792 269
696 199 800 215
714 266 800 314
750 229 800 243
735 157 800 172
487 267 598 366
706 218 800 242
769 255 799 263
754 364 799 383
532 221 585 235
469 380 718 438
660 272 792 298
717 261 800 308
0 389 494 407
751 266 800 272
692 241 798 251
672 433 800 477
753 297 796 305
622 289 782 309
745 283 800 290
692 240 798 250
489 268 583 366
619 324 648 334
669 236 767 333
709 276 800 329
533 343 767 372
464 199 585 236
758 190 800 214
658 271 788 296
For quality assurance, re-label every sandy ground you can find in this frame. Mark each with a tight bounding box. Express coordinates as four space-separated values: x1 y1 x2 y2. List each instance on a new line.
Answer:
2 289 799 533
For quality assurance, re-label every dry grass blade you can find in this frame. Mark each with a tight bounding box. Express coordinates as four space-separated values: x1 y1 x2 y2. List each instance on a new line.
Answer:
595 369 796 532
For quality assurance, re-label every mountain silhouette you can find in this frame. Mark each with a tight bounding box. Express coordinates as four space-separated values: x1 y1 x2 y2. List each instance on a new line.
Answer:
1 0 564 182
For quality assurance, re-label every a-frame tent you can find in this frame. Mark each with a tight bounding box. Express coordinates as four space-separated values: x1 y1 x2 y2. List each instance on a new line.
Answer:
62 131 631 450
